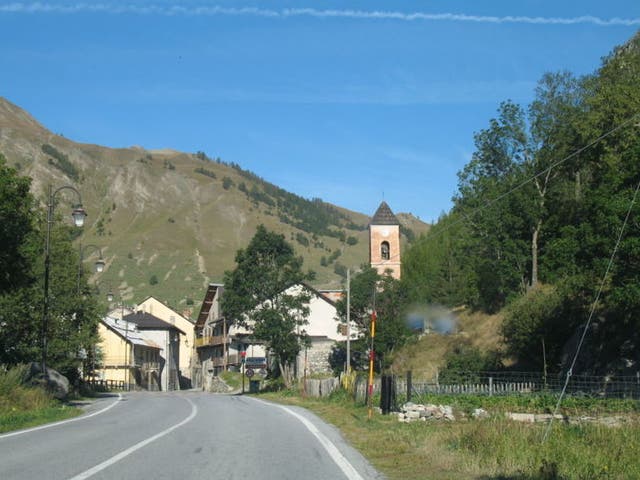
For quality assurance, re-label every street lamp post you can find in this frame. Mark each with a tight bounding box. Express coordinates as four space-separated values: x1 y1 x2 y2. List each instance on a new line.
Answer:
77 243 105 294
346 269 351 373
42 184 87 378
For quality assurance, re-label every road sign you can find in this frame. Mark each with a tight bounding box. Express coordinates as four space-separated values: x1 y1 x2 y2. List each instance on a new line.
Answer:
245 368 254 378
245 357 267 369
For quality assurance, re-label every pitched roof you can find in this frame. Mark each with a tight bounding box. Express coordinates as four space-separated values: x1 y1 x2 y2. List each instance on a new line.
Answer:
101 316 161 349
370 201 399 226
124 312 187 335
195 283 224 329
138 295 195 324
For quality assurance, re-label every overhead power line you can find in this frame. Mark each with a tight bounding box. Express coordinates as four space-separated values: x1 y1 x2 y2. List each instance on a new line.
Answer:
369 111 639 269
542 177 640 443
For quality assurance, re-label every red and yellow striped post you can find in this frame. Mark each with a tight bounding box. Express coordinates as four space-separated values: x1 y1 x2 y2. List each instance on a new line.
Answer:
367 310 377 420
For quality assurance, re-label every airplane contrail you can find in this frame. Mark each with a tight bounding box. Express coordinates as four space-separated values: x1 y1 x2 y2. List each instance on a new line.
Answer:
1 3 638 27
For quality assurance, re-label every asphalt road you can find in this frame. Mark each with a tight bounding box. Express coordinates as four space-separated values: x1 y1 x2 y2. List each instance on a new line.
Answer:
0 391 384 480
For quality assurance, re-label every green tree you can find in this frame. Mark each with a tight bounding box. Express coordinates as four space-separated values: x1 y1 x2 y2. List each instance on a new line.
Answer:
452 72 581 311
401 211 478 308
540 33 640 373
0 154 36 293
0 201 102 375
334 267 411 372
221 225 314 387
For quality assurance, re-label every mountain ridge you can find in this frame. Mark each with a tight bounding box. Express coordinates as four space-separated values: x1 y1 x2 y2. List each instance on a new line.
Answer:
0 97 428 312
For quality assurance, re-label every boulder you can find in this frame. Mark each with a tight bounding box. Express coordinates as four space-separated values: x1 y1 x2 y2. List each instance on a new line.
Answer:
27 363 70 399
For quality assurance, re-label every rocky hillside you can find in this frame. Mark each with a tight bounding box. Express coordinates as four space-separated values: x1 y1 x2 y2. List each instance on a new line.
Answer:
0 97 428 313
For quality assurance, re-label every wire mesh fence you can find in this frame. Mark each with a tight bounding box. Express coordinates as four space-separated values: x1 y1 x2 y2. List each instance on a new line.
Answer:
405 371 640 400
353 371 640 405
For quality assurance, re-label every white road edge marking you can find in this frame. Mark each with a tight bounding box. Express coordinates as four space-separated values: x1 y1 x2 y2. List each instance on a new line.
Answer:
67 395 198 480
254 398 365 480
0 393 123 440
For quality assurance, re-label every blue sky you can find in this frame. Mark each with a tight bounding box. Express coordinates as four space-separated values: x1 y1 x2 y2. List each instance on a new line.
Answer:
1 1 639 222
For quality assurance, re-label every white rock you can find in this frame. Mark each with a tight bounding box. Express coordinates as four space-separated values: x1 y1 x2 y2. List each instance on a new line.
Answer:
472 408 489 419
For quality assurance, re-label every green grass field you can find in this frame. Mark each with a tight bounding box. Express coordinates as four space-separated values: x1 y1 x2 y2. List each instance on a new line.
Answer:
260 388 640 479
0 366 81 434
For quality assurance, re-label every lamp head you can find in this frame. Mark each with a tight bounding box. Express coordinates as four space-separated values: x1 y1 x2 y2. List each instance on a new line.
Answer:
94 259 106 273
72 206 87 227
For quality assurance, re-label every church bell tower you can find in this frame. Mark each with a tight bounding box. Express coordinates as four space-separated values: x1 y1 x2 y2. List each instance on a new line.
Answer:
369 201 401 279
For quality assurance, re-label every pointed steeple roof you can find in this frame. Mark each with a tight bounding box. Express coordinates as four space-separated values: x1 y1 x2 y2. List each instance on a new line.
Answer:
371 201 399 226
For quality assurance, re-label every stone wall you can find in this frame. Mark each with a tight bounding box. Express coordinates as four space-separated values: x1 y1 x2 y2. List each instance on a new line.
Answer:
301 339 334 375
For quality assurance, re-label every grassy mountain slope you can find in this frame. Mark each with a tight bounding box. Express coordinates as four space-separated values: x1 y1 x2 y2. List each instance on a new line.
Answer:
0 97 428 313
392 309 504 379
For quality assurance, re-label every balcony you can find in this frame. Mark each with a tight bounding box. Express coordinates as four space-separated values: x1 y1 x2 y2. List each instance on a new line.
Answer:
141 362 160 371
211 354 239 367
195 335 230 348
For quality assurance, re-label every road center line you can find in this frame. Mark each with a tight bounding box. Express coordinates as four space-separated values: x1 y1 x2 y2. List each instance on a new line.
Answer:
0 393 122 440
67 395 198 480
253 398 365 480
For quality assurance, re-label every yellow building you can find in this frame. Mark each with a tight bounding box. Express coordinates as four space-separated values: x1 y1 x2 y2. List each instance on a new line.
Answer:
96 316 162 390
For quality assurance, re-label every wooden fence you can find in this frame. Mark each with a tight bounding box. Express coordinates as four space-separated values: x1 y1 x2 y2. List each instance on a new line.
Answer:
303 377 340 397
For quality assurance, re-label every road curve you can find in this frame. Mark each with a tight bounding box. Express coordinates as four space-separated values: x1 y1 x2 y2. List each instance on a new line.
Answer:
0 391 384 480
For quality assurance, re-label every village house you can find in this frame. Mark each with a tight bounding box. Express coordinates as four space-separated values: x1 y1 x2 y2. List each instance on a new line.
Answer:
192 202 402 389
192 282 354 390
136 296 196 388
96 315 162 391
124 311 185 391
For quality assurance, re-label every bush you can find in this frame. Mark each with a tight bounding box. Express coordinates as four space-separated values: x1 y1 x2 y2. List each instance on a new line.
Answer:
42 144 79 181
439 343 501 383
334 262 347 278
222 177 233 190
501 284 578 370
194 167 216 179
0 365 27 396
149 274 159 285
295 233 309 247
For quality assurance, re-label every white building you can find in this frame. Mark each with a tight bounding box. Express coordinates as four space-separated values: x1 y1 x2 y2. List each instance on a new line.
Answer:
124 311 185 391
136 296 196 389
193 283 355 390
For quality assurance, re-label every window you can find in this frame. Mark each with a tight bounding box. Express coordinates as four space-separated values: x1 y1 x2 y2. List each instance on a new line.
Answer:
381 241 390 260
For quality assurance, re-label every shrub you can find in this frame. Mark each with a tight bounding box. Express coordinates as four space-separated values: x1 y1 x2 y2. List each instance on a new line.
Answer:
295 233 309 247
222 177 233 190
43 144 79 181
194 167 217 179
438 343 501 383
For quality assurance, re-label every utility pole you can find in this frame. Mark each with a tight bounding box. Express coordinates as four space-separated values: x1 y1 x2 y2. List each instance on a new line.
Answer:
367 309 377 420
123 302 129 391
346 268 351 373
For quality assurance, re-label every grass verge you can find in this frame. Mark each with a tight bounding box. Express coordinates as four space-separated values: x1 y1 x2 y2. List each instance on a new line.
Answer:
0 365 81 434
259 388 640 480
